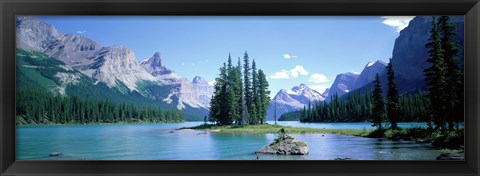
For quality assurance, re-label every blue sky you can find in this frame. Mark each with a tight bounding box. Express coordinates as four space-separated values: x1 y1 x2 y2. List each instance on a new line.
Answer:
38 16 415 97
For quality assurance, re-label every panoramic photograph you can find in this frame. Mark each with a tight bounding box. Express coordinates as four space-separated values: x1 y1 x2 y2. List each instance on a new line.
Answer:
15 16 464 160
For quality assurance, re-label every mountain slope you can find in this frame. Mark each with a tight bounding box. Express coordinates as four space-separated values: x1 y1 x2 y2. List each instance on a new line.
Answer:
353 60 387 89
326 72 359 100
16 16 157 92
16 48 178 109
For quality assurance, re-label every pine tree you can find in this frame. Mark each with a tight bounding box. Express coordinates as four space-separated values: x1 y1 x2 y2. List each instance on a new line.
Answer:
243 52 252 124
251 59 259 124
226 54 238 125
236 58 245 125
257 69 270 124
438 16 462 130
424 16 449 131
372 73 385 130
386 58 399 129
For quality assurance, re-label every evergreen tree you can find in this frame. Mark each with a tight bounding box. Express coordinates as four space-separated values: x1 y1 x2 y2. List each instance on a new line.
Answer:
226 54 239 125
424 16 449 131
251 59 259 124
372 73 385 130
243 52 252 124
386 58 399 129
257 69 270 124
438 16 463 130
236 58 245 125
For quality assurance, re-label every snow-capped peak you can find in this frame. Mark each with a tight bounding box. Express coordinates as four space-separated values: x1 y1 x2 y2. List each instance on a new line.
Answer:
365 60 387 68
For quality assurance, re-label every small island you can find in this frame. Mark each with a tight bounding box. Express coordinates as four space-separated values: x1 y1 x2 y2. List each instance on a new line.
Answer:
256 128 309 155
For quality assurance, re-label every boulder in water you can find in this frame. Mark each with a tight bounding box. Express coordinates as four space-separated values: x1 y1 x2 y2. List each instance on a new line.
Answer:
256 133 308 155
49 152 63 157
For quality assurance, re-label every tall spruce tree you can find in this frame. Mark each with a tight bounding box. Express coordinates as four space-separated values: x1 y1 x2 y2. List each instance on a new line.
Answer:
372 73 385 131
236 58 245 125
226 55 238 125
257 69 270 124
243 52 252 124
438 16 462 130
251 59 259 124
386 59 399 129
424 16 449 131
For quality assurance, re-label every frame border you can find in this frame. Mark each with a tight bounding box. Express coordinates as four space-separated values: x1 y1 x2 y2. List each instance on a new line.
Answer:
1 0 479 176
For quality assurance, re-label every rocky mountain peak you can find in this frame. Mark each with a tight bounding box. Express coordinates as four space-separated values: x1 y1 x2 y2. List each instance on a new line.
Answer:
192 76 208 85
140 52 173 76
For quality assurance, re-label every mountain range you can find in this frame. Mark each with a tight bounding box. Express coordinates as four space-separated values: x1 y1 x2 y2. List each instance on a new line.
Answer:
16 16 214 121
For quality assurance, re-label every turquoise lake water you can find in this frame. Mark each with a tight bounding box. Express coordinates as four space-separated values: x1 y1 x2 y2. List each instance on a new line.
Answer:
16 121 444 160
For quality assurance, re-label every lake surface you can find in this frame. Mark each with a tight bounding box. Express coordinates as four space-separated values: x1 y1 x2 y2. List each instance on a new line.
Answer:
16 121 443 160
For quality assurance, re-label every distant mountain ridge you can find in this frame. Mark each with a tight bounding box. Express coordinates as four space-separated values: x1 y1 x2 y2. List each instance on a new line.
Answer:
266 84 325 120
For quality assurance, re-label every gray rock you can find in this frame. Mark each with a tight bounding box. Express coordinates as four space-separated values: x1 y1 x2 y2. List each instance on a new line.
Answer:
49 152 62 157
334 157 356 160
256 135 308 155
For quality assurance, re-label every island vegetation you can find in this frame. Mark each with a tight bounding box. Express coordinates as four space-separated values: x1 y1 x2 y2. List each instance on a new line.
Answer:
208 52 271 125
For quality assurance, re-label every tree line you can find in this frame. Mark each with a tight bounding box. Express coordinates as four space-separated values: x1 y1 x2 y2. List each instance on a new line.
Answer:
16 88 183 124
209 52 271 125
297 16 462 131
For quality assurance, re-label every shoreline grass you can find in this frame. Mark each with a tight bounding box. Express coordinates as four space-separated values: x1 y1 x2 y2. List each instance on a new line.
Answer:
181 124 373 136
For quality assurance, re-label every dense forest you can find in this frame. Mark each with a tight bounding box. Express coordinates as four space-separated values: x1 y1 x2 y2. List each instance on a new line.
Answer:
294 88 430 124
16 88 183 125
290 16 463 131
209 52 271 125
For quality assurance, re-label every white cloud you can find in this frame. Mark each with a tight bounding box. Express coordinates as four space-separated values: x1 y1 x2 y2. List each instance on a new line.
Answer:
76 30 88 35
270 70 290 79
269 65 308 79
290 65 308 77
381 16 415 32
283 54 298 59
308 73 329 83
208 81 216 86
309 85 329 94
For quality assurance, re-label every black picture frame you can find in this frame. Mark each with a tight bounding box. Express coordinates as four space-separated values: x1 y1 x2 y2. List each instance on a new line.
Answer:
1 0 479 175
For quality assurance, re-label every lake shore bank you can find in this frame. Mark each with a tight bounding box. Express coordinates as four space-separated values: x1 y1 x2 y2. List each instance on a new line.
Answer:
181 124 372 136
